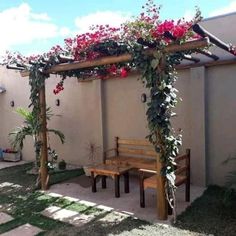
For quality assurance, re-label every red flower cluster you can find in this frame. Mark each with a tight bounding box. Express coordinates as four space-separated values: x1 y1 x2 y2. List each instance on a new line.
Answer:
154 20 192 40
53 83 64 95
70 25 121 61
120 67 128 78
53 78 65 95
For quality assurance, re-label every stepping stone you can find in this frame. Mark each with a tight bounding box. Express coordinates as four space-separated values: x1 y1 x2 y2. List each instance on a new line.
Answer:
0 212 13 224
0 223 43 236
41 206 93 226
0 183 13 188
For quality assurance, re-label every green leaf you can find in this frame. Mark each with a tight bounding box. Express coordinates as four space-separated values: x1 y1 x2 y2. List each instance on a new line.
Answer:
151 59 159 69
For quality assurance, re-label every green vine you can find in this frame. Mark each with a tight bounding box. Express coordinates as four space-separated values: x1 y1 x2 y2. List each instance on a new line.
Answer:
133 44 186 208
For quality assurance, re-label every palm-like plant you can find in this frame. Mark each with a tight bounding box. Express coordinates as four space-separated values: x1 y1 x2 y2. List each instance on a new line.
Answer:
9 107 65 169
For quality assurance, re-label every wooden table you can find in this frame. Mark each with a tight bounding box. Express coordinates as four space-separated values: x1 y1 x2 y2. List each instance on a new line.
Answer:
88 164 131 198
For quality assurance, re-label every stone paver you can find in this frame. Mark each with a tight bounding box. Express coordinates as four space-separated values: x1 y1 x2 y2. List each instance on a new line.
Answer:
0 212 13 224
0 223 43 236
41 206 93 226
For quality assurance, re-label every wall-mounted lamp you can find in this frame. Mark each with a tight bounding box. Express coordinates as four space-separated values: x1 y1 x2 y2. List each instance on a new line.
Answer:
0 86 6 93
10 101 14 107
55 99 60 106
141 93 147 103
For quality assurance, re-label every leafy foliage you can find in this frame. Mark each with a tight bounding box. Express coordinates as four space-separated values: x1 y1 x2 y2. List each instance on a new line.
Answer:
9 107 65 160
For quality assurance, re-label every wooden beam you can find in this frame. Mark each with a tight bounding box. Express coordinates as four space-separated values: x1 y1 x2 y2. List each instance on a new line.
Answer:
177 57 236 70
39 84 49 190
195 49 219 60
19 38 209 77
193 24 235 55
183 55 200 63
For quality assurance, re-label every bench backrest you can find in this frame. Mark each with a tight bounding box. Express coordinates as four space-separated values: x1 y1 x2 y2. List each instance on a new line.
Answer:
115 137 158 159
175 149 190 177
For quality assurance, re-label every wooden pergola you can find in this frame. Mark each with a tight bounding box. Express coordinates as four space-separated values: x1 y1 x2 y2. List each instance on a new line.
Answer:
7 23 236 220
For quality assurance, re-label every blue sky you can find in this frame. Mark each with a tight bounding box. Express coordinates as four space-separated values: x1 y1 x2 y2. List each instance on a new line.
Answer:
0 0 235 55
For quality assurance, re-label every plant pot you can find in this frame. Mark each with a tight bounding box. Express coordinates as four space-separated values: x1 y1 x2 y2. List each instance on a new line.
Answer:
83 165 92 176
58 160 66 170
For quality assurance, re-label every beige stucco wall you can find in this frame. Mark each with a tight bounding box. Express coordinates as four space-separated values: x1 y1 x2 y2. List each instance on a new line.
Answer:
1 13 236 186
0 67 103 166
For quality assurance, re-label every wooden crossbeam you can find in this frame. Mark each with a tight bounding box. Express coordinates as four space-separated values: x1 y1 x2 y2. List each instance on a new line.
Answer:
19 38 209 77
177 57 236 70
183 55 200 63
195 49 219 60
193 24 235 55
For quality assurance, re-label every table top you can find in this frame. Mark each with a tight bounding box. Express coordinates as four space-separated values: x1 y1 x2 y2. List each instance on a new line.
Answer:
88 164 132 175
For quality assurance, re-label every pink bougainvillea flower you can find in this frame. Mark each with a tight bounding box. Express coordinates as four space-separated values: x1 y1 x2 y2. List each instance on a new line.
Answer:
120 67 128 78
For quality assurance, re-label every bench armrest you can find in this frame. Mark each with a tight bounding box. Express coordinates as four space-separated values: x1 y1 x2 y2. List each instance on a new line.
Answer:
139 168 157 174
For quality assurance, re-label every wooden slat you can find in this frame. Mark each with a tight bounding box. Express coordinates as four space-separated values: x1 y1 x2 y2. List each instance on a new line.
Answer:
175 175 187 186
118 147 157 157
106 156 157 170
175 166 187 175
175 154 188 162
118 138 152 146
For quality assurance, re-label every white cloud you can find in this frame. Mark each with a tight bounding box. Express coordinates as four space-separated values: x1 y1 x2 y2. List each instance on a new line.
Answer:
0 3 70 54
74 11 131 33
209 1 236 17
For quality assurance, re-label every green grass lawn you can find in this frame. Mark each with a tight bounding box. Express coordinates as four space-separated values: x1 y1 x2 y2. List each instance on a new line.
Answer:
175 185 236 236
0 163 235 236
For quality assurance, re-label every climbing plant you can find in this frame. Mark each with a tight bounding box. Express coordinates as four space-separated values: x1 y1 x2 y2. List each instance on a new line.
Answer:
3 0 204 212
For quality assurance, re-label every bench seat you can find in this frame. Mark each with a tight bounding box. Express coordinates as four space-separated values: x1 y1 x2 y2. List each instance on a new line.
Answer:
106 156 157 171
143 174 187 189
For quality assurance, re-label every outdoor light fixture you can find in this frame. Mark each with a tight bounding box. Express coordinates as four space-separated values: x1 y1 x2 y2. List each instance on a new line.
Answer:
10 101 14 107
0 86 6 93
141 93 147 103
55 99 60 106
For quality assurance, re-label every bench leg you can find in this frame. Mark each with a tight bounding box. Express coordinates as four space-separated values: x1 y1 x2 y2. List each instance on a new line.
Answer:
140 173 145 208
114 175 120 198
185 179 190 202
91 172 97 193
124 172 129 193
102 176 107 189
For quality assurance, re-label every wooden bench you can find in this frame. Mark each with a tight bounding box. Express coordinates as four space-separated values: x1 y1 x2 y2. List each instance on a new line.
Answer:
104 137 158 170
139 149 191 208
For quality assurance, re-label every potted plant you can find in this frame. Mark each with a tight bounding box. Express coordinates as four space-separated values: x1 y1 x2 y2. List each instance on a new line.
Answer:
83 142 101 176
58 159 67 170
9 107 65 182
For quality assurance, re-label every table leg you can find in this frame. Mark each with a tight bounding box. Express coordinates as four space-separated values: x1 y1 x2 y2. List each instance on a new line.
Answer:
102 176 107 189
124 172 129 193
91 172 97 192
114 175 120 198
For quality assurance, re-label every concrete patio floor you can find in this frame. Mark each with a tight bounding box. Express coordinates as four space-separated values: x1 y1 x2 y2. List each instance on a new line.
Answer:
47 174 205 223
0 160 28 170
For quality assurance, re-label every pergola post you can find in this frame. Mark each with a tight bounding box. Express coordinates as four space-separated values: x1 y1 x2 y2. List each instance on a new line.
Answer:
156 54 168 220
39 83 49 190
156 157 168 220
